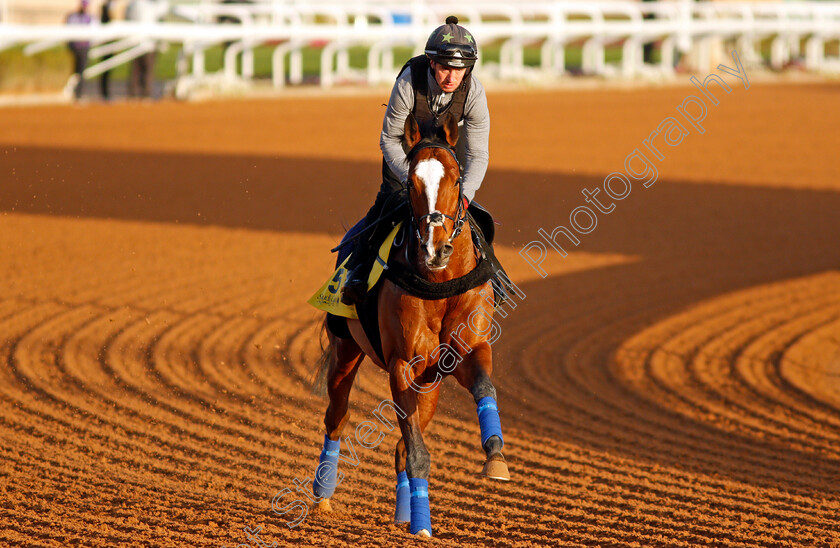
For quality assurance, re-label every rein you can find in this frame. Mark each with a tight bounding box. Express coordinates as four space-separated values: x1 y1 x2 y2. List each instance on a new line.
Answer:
404 140 468 249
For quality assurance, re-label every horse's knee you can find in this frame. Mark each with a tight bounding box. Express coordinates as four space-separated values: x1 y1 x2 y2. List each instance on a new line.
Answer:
470 372 496 403
405 442 430 478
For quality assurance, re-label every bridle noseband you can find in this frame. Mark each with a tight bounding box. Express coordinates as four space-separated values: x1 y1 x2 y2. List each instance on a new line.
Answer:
404 140 468 250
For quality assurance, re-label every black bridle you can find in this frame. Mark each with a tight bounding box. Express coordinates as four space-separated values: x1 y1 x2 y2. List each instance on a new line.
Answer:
404 140 468 250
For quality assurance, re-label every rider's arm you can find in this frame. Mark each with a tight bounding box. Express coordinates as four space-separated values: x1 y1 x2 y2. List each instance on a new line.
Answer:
380 69 415 183
461 77 490 202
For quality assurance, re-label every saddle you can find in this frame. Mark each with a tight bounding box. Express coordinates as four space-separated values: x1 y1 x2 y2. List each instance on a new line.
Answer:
309 202 508 365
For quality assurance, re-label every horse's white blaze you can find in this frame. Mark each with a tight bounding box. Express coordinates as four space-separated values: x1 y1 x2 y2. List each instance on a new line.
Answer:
415 158 445 257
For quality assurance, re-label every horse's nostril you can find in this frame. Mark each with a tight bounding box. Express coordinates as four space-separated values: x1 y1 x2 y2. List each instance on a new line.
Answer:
440 243 454 258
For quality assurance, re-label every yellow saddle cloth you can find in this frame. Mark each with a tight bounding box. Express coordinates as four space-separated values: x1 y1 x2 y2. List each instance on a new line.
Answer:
307 223 402 319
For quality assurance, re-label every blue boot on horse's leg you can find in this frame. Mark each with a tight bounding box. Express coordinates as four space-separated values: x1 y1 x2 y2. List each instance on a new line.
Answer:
409 477 432 537
312 435 341 510
476 396 510 480
394 471 411 524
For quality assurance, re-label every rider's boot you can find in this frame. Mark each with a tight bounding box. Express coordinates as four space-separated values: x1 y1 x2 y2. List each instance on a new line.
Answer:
341 259 370 305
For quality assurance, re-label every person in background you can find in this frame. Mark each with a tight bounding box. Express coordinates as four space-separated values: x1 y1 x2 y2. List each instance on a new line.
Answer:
125 0 165 99
66 0 93 101
100 0 114 100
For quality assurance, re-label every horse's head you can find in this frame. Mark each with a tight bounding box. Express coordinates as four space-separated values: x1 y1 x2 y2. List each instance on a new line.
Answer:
404 114 465 271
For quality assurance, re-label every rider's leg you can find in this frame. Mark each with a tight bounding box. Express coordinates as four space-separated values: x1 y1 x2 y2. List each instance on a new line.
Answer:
340 187 395 304
341 163 404 305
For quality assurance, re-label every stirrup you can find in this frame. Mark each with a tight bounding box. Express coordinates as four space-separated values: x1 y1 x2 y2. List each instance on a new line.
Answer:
492 273 511 308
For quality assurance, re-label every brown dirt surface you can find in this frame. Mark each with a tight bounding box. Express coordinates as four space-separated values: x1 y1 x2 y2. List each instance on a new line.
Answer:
1 80 839 547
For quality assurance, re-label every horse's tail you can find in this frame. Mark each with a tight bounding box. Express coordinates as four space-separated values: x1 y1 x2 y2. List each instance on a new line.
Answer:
311 316 333 397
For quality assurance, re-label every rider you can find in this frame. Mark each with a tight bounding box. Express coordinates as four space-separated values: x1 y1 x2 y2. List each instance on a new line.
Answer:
341 16 490 305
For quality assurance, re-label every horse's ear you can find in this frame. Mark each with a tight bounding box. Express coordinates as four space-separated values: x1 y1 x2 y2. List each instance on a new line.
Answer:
442 114 459 148
404 114 422 150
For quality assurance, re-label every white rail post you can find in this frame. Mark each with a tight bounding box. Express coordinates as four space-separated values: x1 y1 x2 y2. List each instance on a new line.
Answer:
367 41 383 85
272 43 286 89
622 35 640 78
290 48 303 85
242 40 255 79
770 35 789 70
546 5 567 75
582 10 606 76
193 45 205 78
805 35 824 70
661 36 675 72
224 41 243 81
321 42 336 88
272 40 303 89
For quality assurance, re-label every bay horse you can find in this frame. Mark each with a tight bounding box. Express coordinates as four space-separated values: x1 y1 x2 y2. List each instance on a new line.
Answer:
311 113 508 537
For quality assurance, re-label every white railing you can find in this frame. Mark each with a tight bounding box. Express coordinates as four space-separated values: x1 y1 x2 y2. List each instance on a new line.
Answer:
2 1 840 97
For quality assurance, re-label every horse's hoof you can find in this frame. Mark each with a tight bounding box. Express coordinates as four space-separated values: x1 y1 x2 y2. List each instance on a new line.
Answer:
482 456 510 481
313 499 333 512
415 529 431 538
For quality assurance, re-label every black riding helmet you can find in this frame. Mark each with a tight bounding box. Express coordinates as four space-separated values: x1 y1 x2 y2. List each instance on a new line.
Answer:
424 16 478 69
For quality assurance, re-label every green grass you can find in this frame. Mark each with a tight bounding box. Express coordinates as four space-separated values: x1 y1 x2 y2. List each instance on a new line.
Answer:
0 41 663 92
181 43 630 79
0 45 75 92
172 44 418 79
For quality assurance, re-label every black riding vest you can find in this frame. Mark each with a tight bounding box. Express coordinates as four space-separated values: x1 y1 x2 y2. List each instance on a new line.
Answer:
402 55 472 137
382 55 472 188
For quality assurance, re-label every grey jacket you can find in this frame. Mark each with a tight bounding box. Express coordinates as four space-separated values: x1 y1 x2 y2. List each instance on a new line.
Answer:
379 66 490 202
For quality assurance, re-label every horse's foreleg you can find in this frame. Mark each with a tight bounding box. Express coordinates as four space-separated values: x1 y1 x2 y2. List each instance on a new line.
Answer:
393 387 439 525
455 342 510 481
312 336 364 510
390 359 438 537
393 438 409 524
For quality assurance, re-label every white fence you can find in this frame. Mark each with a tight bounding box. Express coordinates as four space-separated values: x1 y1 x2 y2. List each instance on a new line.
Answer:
3 0 840 97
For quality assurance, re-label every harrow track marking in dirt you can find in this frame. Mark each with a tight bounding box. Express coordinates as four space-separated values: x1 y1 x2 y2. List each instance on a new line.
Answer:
481 267 840 513
506 271 836 462
782 321 840 411
2 84 840 546
621 274 840 447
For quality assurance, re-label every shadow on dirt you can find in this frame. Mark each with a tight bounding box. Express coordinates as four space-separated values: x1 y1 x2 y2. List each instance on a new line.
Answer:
4 144 840 498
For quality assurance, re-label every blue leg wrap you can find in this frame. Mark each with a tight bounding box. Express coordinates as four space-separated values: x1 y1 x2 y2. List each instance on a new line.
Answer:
409 477 432 535
394 471 410 524
312 435 341 499
476 396 504 448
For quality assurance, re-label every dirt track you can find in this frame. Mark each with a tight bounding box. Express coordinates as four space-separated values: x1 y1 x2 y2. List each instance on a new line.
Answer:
1 81 839 547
